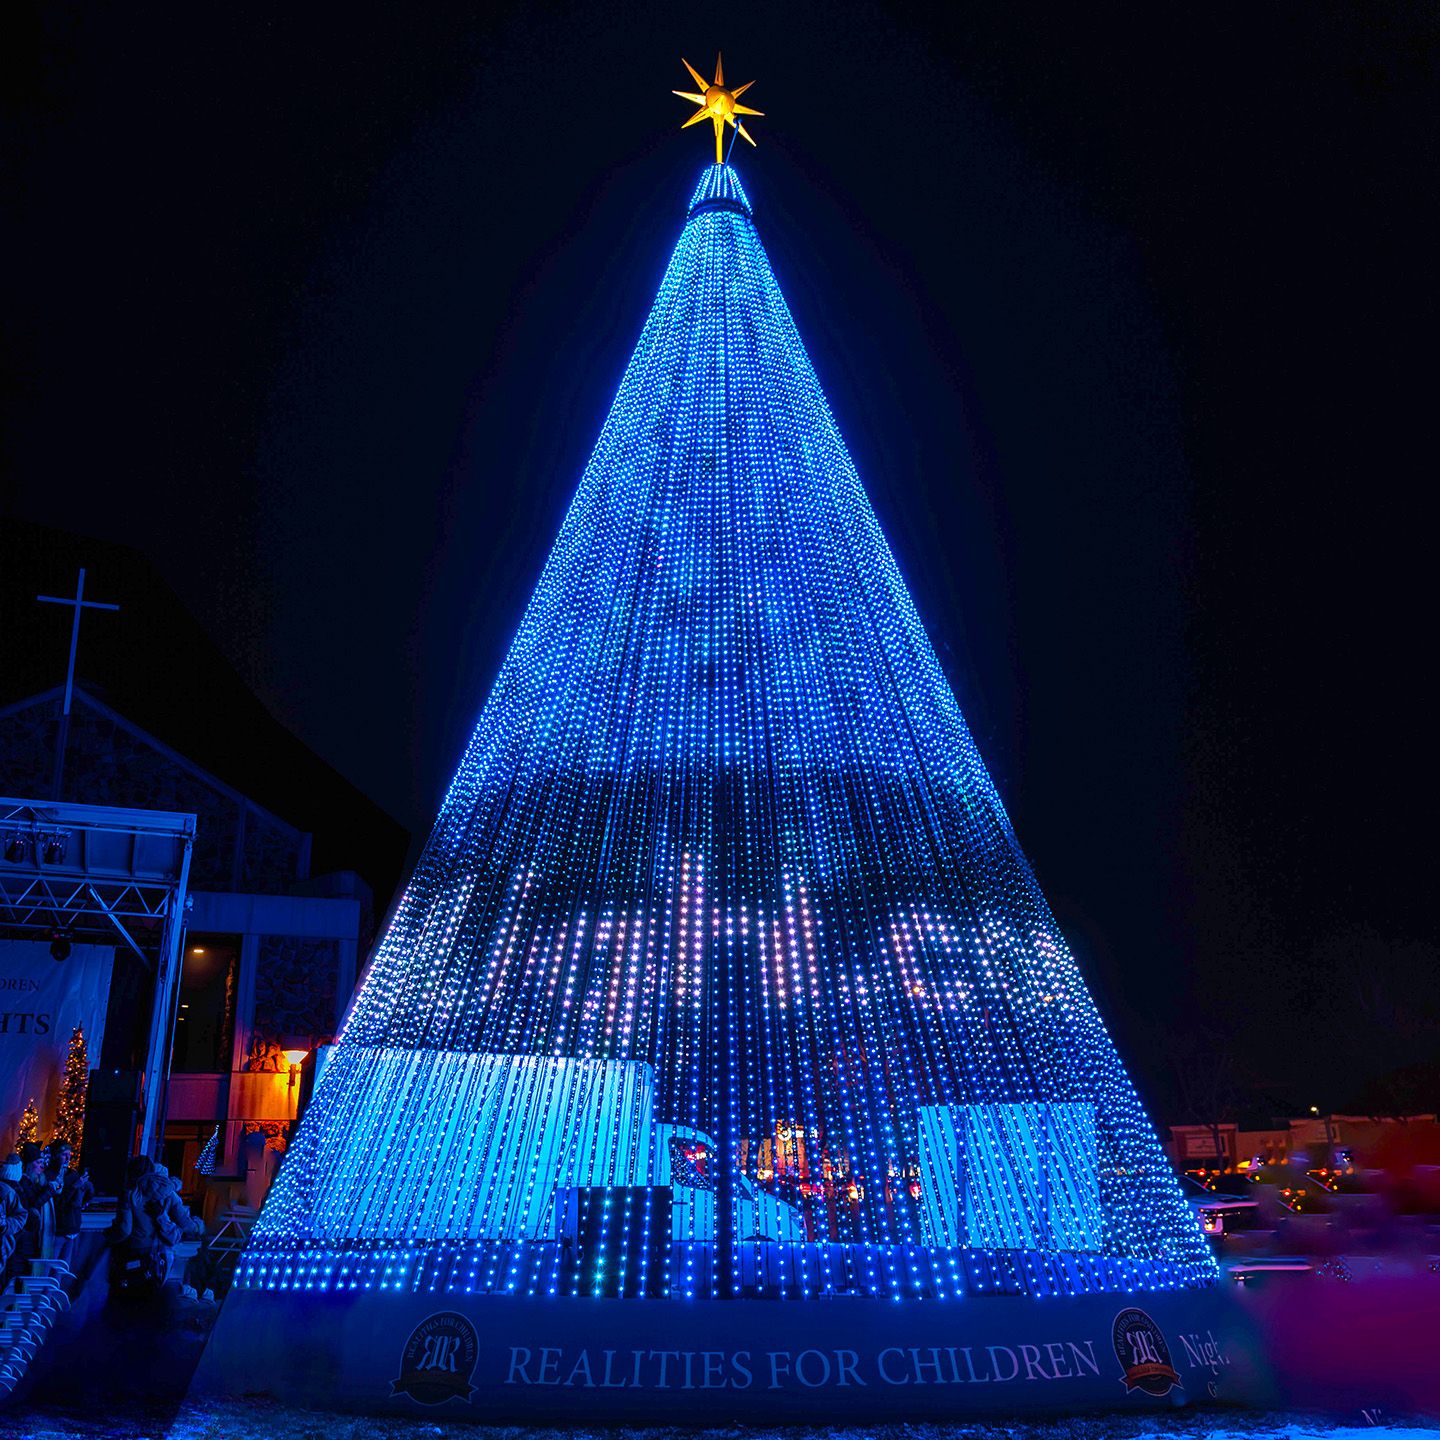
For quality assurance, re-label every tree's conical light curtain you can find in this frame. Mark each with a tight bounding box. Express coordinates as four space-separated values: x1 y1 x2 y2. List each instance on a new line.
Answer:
243 166 1216 1300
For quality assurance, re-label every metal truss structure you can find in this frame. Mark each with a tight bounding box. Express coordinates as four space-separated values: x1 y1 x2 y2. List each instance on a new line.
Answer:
0 796 197 1158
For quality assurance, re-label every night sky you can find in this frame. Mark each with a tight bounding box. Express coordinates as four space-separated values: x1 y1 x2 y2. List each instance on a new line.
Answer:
6 4 1437 1120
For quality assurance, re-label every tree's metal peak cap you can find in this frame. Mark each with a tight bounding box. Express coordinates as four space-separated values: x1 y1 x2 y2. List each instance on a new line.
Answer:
686 163 753 222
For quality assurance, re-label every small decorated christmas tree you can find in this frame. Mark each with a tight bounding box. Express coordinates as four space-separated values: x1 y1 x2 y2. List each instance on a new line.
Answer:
53 1023 88 1164
17 1097 40 1148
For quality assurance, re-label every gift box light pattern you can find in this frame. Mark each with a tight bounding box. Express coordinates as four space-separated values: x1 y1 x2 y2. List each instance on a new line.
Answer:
240 164 1216 1299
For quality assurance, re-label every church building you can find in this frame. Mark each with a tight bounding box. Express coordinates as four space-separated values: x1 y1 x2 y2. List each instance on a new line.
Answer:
1 520 407 1195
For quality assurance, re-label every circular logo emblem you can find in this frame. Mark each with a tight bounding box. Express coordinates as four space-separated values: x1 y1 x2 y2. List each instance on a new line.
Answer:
1111 1306 1181 1397
392 1311 479 1406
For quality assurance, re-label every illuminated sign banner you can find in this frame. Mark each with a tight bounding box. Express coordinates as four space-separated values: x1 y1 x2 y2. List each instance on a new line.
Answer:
197 1285 1265 1419
0 939 112 1147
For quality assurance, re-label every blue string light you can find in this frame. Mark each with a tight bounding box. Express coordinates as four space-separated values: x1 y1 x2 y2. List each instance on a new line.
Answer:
240 163 1217 1301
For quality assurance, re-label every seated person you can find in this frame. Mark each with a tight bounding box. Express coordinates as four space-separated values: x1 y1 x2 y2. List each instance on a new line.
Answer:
109 1156 203 1295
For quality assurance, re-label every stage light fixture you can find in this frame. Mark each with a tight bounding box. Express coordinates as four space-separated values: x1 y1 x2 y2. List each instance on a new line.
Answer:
3 833 28 863
42 831 70 865
49 930 73 963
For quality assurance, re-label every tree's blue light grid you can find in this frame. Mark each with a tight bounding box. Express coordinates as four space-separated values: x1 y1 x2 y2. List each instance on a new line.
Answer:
240 165 1216 1300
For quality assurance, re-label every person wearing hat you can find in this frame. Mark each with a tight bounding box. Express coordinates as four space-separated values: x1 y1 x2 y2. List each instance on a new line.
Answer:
0 1153 28 1284
109 1154 201 1295
15 1141 58 1264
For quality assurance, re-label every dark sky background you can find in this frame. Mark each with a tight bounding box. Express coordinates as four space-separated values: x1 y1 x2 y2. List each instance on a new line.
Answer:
5 3 1437 1120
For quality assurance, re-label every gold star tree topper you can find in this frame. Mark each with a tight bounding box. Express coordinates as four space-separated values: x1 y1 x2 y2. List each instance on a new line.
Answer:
673 54 763 165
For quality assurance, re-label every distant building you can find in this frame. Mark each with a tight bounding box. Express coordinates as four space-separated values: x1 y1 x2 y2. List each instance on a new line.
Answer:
1168 1113 1440 1172
1167 1122 1287 1171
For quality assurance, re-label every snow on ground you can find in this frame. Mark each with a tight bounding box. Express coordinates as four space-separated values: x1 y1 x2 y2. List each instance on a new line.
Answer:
4 1402 1438 1440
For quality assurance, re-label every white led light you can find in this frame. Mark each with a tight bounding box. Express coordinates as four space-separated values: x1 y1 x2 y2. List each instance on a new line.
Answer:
244 164 1215 1302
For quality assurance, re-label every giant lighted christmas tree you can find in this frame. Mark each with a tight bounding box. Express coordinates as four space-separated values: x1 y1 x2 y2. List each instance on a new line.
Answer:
241 62 1215 1304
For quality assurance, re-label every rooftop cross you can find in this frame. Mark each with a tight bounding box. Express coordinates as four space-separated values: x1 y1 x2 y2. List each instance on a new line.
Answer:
673 54 763 165
36 567 120 798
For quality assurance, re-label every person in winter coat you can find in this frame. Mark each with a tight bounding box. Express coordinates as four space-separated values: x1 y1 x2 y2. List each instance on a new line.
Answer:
0 1153 27 1283
109 1156 203 1294
47 1143 94 1262
15 1142 57 1263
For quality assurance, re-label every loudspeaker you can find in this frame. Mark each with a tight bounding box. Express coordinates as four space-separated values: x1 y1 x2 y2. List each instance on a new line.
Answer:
88 1068 142 1104
81 1072 141 1195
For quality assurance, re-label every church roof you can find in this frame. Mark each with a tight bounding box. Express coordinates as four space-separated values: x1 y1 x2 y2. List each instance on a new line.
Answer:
1 520 408 903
